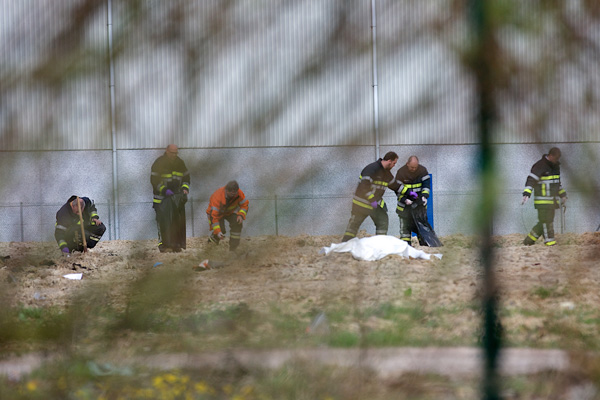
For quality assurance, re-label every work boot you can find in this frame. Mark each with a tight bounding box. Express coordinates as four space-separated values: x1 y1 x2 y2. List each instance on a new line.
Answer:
158 244 172 253
523 236 535 246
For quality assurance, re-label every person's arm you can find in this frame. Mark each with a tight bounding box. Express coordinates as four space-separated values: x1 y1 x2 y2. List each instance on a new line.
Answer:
151 158 166 196
88 200 102 226
180 159 190 195
237 192 249 222
207 193 223 236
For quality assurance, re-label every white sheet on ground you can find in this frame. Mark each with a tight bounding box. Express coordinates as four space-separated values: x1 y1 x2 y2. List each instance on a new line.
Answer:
319 235 442 261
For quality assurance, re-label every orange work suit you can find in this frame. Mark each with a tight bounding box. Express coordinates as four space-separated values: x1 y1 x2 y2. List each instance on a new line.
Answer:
206 187 249 250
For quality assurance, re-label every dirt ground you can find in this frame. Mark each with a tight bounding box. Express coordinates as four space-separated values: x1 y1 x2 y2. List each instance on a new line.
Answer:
2 232 600 393
1 231 599 317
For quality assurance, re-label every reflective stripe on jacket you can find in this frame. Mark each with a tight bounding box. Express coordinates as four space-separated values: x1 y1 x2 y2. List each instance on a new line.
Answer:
523 155 566 209
206 187 249 235
394 164 429 214
351 159 400 214
150 153 190 205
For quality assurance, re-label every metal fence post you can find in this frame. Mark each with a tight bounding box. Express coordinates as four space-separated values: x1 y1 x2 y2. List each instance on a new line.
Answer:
20 202 24 242
190 195 195 237
107 199 112 240
274 195 279 236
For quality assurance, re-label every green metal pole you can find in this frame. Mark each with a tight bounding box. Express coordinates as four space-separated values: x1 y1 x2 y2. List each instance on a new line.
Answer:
468 1 502 399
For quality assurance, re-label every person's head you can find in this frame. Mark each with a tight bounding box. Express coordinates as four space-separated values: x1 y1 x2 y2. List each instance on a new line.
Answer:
69 198 85 214
165 144 178 160
225 180 239 199
406 155 419 173
547 147 561 163
381 151 399 170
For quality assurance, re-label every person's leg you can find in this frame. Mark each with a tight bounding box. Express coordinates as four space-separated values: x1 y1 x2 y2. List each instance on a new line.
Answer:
371 207 389 235
155 206 172 252
85 222 106 249
226 214 243 251
398 215 412 243
524 208 546 245
540 208 556 246
342 213 368 242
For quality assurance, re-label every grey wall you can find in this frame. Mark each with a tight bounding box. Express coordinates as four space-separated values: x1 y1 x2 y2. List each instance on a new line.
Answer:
1 143 598 243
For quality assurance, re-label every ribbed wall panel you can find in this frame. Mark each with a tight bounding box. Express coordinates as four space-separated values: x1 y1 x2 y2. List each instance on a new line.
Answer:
377 1 474 145
2 0 598 151
116 0 373 149
1 0 110 150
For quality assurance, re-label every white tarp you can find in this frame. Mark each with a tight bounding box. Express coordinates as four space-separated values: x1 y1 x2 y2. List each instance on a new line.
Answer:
319 235 442 261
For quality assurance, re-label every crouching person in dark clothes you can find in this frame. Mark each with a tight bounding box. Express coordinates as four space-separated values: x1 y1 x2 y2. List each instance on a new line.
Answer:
55 196 106 253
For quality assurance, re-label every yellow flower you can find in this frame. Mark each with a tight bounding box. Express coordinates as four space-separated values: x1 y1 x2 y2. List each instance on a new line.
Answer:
195 381 209 394
26 380 38 391
223 384 234 395
153 375 164 388
164 373 178 384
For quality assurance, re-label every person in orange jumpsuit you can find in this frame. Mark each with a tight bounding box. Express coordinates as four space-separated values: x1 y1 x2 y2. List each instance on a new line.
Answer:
206 180 249 251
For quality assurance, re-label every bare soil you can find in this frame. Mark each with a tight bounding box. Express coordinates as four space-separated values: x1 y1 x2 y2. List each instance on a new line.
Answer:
2 232 599 315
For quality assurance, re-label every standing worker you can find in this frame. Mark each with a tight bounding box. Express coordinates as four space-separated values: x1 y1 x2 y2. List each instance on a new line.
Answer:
206 180 249 252
55 195 106 253
151 144 190 253
522 147 567 246
341 151 403 242
394 155 431 245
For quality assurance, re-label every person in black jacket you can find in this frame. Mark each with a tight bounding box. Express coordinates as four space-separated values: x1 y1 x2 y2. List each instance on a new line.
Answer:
394 155 431 245
151 144 190 252
341 151 403 242
522 147 567 246
55 196 106 253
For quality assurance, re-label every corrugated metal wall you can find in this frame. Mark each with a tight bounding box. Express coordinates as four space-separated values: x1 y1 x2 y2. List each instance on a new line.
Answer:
1 0 110 150
115 0 374 148
1 0 598 151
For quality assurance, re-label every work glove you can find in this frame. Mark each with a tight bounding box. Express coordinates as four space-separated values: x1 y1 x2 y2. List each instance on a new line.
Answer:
561 197 567 205
61 247 70 254
405 199 413 205
217 232 225 239
165 189 174 196
370 201 379 209
421 197 428 206
521 196 529 205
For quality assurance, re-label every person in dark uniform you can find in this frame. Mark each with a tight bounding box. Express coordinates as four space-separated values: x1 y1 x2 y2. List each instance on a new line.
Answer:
394 155 431 245
150 144 190 252
55 196 106 253
341 151 404 242
522 147 567 246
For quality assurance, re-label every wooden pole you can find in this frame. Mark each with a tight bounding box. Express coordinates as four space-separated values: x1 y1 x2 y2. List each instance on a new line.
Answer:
76 197 88 253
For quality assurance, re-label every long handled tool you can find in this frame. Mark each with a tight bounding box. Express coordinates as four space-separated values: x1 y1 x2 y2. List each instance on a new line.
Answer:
560 202 566 234
76 197 88 253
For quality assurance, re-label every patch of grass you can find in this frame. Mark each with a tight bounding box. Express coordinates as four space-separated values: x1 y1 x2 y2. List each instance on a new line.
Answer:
0 305 73 345
532 286 559 299
328 331 359 347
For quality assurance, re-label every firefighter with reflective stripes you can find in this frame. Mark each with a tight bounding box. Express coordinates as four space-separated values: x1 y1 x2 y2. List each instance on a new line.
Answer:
394 156 431 244
341 151 402 242
522 147 567 246
206 180 249 252
151 144 190 252
55 196 106 253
